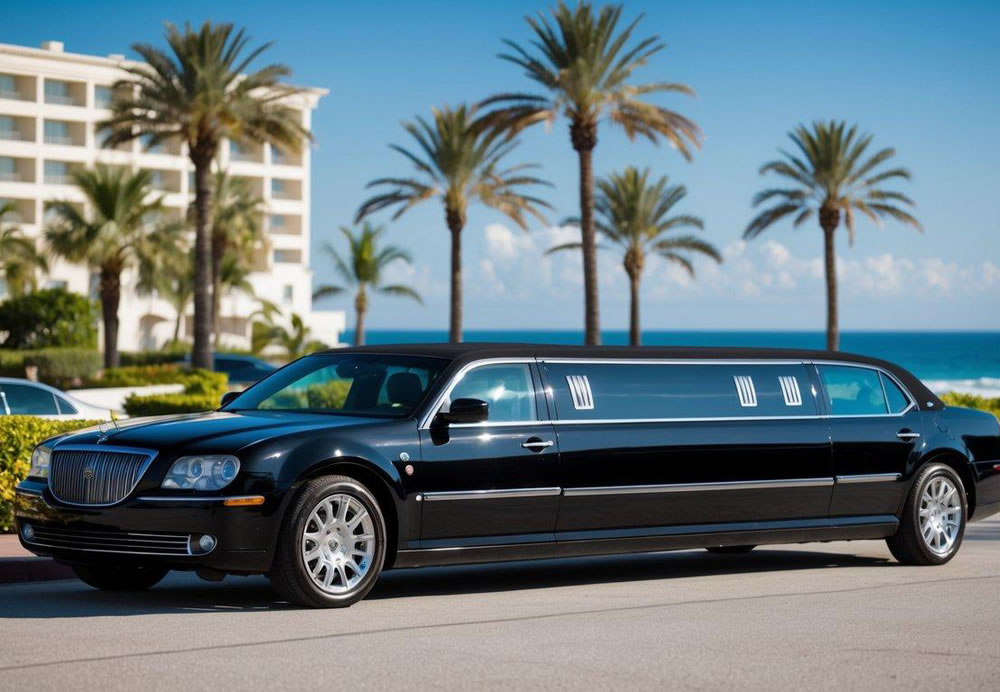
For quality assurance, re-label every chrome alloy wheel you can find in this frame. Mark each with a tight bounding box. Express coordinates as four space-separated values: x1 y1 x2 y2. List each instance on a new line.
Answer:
918 477 962 556
301 493 376 594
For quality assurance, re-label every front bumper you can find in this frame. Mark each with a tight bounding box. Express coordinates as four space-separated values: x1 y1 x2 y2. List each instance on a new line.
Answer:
14 479 290 574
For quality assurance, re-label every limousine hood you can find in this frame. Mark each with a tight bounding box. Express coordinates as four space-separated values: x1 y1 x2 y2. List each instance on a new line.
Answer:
49 410 386 454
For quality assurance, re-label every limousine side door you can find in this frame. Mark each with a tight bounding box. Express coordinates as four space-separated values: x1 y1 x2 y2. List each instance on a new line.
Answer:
542 360 834 534
816 363 923 517
413 360 560 543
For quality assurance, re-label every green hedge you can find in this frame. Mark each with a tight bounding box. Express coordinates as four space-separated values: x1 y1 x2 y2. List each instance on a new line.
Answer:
122 370 228 417
85 364 224 390
0 416 99 533
119 346 189 367
941 392 1000 419
0 348 102 388
0 288 97 349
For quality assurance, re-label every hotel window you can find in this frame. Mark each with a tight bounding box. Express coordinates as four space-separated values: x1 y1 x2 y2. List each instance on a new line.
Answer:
0 116 17 140
271 179 286 197
283 284 294 304
230 141 251 160
44 160 72 184
94 85 112 108
271 214 286 229
0 74 17 99
44 80 75 105
43 120 72 145
46 279 68 290
274 249 298 264
142 134 164 153
0 157 16 181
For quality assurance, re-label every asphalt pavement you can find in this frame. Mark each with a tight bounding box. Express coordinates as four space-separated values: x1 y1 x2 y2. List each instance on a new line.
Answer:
2 517 999 690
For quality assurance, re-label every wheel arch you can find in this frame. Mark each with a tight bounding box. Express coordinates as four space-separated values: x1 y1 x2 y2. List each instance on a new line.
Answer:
916 449 977 519
297 458 402 569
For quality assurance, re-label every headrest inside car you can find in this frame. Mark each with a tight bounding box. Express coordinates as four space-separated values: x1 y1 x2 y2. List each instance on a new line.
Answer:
386 372 423 407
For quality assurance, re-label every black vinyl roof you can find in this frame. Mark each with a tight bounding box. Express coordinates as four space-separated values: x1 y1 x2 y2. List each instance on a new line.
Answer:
321 342 942 410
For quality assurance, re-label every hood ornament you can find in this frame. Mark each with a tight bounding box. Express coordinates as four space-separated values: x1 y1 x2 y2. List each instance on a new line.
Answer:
97 417 120 443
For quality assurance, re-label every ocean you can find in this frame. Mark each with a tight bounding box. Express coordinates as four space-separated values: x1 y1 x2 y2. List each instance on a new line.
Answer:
341 330 1000 397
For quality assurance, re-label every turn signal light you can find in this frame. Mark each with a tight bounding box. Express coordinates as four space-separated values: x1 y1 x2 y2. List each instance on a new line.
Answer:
223 495 265 507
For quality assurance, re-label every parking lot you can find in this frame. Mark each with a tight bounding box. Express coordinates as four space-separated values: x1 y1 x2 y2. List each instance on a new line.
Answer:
2 516 999 690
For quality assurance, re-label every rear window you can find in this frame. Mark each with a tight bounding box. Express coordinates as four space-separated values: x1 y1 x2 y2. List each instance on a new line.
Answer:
818 365 890 415
542 362 817 420
1 383 59 415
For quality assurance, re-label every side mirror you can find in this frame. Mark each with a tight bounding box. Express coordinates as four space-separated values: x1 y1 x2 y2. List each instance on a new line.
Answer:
220 391 239 408
435 398 489 425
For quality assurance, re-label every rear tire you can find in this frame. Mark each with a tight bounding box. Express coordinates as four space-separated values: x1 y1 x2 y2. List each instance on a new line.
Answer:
72 564 168 591
270 475 386 608
887 463 966 565
705 545 756 554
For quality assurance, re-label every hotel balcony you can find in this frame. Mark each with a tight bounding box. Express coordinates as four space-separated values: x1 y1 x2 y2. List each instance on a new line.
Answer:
229 140 264 164
270 146 302 167
0 197 36 224
43 159 82 185
0 115 35 142
270 177 302 200
269 213 302 236
0 73 36 102
43 78 86 107
43 119 86 147
0 156 36 183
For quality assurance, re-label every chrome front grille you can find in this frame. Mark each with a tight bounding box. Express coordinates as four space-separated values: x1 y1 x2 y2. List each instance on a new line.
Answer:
49 446 156 506
26 526 192 556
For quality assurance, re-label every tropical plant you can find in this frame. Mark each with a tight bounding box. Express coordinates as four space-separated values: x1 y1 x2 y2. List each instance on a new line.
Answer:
202 170 266 346
45 165 166 368
99 21 309 369
480 1 701 344
551 167 719 345
0 202 48 297
356 103 549 342
0 288 98 349
252 313 325 359
745 121 920 350
313 223 421 346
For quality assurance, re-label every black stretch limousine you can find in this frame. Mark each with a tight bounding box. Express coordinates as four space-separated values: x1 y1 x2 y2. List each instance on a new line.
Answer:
15 344 1000 607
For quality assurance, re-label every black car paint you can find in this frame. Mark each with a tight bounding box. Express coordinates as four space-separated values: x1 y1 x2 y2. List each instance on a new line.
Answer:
14 344 1000 576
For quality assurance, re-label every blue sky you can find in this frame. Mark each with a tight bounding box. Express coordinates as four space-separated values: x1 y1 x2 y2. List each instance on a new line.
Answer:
5 0 999 331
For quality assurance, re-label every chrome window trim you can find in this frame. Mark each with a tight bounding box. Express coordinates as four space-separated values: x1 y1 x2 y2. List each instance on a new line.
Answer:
447 419 551 429
562 477 835 497
135 494 259 503
48 444 158 507
418 358 540 430
420 356 919 428
835 473 902 484
422 487 562 502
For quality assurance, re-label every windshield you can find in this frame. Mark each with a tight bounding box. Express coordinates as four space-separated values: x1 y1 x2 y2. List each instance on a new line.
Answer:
225 353 448 418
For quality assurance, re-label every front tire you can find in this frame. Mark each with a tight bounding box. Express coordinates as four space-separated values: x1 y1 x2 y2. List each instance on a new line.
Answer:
270 475 387 608
887 463 966 565
72 564 168 591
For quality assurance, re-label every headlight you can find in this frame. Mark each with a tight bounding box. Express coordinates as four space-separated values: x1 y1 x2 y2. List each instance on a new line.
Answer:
29 446 52 479
161 455 240 491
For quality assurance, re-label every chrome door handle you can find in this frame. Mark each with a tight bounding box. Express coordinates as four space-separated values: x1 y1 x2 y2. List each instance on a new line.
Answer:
521 439 554 450
896 431 921 440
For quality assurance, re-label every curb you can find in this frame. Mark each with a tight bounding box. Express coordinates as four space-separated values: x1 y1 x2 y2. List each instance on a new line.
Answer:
0 558 74 585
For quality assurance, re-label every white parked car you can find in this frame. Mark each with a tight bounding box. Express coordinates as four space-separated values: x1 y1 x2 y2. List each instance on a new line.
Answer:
0 378 112 420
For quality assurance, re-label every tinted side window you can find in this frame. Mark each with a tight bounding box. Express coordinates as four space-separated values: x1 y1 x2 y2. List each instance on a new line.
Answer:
445 364 536 422
55 396 78 414
881 373 911 414
543 362 817 420
2 384 59 415
818 365 888 415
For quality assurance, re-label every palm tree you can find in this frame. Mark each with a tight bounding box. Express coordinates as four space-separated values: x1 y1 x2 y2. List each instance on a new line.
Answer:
313 223 422 346
136 217 192 344
202 170 265 346
745 121 921 350
480 1 701 345
99 21 309 369
356 103 550 342
551 167 720 345
45 166 164 367
254 313 325 359
0 202 48 297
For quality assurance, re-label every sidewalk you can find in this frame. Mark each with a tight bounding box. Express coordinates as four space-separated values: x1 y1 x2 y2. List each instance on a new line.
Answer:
0 534 73 584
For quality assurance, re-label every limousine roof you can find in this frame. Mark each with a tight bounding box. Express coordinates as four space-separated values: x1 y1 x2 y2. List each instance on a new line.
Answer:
325 343 943 411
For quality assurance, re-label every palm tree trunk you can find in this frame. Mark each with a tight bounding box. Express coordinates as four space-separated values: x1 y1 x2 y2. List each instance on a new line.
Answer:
446 207 464 344
211 243 224 349
571 121 600 346
191 157 214 369
628 271 641 347
819 208 840 351
99 268 121 369
173 308 182 343
354 287 367 346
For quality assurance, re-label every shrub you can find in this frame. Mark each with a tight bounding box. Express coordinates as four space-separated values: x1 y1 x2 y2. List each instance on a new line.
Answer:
0 416 99 532
0 348 102 388
941 392 1000 419
119 345 188 367
122 369 228 416
0 289 97 349
87 364 224 390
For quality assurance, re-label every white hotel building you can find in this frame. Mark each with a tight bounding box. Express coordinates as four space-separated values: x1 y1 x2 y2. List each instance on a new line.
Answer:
0 40 344 351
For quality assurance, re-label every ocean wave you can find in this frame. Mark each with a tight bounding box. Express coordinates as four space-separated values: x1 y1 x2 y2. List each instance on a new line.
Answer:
925 378 1000 398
